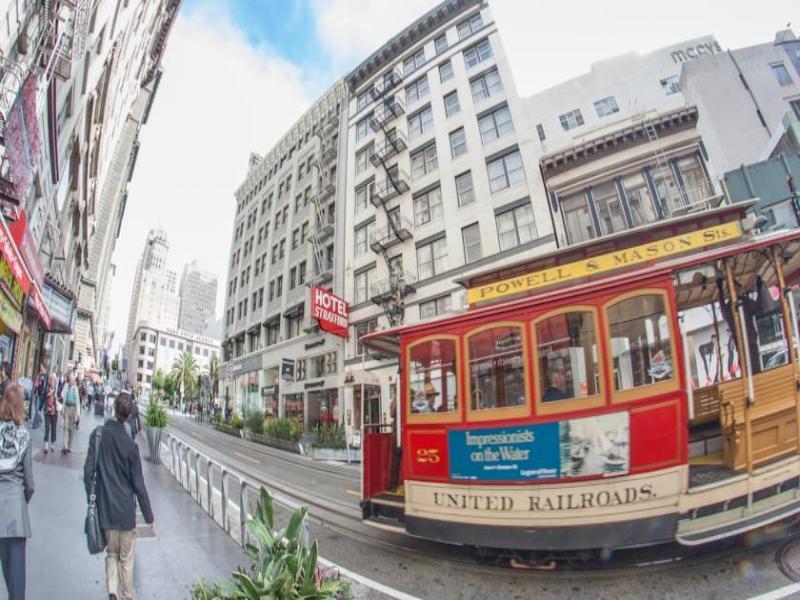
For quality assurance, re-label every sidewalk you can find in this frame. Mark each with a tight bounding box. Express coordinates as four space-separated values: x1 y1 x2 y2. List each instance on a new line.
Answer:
19 410 245 599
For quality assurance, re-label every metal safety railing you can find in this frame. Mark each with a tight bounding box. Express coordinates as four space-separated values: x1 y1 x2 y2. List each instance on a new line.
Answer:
161 432 302 547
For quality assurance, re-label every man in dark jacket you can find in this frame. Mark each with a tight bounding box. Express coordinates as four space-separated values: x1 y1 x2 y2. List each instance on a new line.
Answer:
83 392 154 600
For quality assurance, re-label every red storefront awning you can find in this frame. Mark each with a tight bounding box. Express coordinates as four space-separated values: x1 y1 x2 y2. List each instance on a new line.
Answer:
0 214 52 329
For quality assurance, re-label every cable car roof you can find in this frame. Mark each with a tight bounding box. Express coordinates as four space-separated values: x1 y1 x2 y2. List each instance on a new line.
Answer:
363 222 800 357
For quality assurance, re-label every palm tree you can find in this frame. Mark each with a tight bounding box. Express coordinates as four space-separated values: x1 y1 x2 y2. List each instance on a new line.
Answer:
171 351 199 413
208 354 221 400
151 369 166 401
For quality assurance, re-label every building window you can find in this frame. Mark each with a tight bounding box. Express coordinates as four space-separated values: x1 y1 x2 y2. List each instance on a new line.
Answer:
771 63 793 87
478 105 513 144
298 261 307 286
463 39 492 69
409 338 458 414
470 67 502 102
357 90 370 112
592 181 626 236
788 99 800 121
160 338 166 346
286 311 303 339
411 143 438 179
413 186 443 226
408 106 433 141
265 321 280 346
487 150 524 192
354 269 374 304
355 182 372 213
676 154 713 207
169 339 175 349
594 96 619 117
561 192 595 244
449 127 468 158
405 76 429 105
434 34 448 55
355 145 370 175
622 173 657 227
659 75 680 95
403 48 425 75
462 222 482 263
419 295 451 319
356 117 370 142
417 237 447 280
496 203 536 250
455 171 475 206
457 13 483 39
559 109 584 131
444 91 460 117
355 319 379 355
439 61 454 83
354 223 373 257
536 123 545 141
140 333 146 341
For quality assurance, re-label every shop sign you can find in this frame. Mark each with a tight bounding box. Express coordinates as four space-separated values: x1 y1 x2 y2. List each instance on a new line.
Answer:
311 286 348 338
261 385 278 397
468 221 742 304
43 283 74 329
304 380 325 390
0 256 24 307
447 412 629 482
281 358 295 381
0 292 23 333
0 223 30 296
28 283 51 330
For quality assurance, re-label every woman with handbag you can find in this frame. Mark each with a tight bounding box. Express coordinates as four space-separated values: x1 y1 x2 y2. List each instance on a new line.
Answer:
43 373 58 454
0 384 35 600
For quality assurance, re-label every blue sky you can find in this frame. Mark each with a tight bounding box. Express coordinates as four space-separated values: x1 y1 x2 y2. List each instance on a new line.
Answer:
184 0 323 67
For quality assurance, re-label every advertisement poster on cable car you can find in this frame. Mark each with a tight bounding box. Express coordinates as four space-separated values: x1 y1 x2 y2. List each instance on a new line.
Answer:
448 411 629 481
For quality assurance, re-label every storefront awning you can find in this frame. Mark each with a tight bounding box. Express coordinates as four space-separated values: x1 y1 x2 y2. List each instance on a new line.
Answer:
41 281 75 334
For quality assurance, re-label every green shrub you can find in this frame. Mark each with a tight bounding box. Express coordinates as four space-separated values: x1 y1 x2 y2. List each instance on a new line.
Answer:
192 488 349 599
244 409 265 434
263 417 302 442
143 401 168 428
312 423 347 449
230 413 244 430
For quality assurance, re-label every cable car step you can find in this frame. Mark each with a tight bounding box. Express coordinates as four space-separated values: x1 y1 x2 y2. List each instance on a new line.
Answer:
364 493 406 522
677 496 800 546
364 514 406 534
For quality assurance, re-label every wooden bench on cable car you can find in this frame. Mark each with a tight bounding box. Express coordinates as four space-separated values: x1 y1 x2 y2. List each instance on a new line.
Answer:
719 363 798 470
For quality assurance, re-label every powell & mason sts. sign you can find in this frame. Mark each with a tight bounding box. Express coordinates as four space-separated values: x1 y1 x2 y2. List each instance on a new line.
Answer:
467 221 742 305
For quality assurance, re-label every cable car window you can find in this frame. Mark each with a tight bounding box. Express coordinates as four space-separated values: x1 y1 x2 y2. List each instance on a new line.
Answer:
409 338 459 414
607 294 674 390
467 325 526 410
535 311 598 402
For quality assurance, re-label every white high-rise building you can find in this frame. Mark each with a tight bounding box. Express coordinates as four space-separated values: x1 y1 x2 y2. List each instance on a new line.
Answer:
126 229 180 386
178 260 218 336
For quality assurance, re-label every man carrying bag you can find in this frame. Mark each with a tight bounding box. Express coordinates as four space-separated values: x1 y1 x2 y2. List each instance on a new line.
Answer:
83 392 154 600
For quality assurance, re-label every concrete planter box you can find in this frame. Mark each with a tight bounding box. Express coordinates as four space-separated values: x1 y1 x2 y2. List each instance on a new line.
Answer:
214 423 242 438
310 447 361 462
242 430 302 454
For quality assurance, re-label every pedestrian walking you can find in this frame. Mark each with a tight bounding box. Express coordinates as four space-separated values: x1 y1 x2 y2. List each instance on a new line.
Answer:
61 374 79 454
78 377 87 412
128 399 140 441
83 392 154 600
0 384 35 600
33 365 48 422
42 373 58 454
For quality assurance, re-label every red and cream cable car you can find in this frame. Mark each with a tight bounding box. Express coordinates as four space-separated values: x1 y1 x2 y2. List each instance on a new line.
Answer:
360 204 800 552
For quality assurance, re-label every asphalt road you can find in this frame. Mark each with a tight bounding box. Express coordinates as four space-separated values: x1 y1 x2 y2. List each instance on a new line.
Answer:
168 416 800 599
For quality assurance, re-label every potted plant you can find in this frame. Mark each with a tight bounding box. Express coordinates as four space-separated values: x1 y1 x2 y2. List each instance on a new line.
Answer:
143 400 168 463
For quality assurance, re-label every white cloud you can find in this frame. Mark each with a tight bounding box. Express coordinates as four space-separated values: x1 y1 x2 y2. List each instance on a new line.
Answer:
312 0 434 66
107 2 313 346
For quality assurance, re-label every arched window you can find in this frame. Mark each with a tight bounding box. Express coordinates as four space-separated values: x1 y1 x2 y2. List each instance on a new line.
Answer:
466 324 528 417
533 309 602 414
606 293 675 396
407 336 459 420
